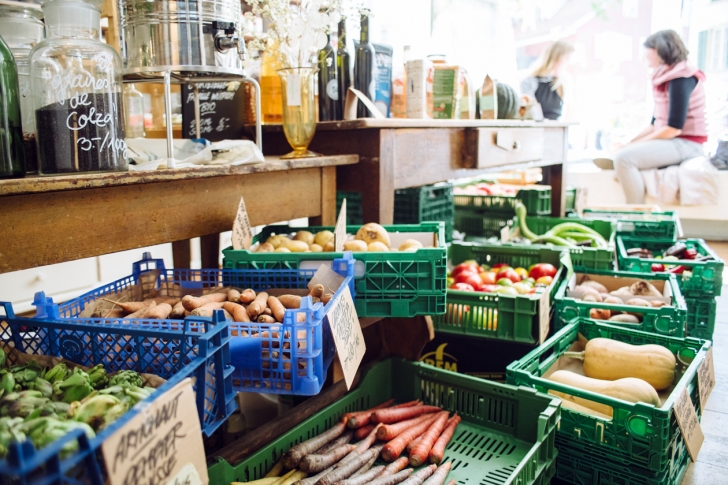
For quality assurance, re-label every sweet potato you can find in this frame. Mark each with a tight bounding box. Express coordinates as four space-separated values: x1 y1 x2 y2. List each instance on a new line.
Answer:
182 292 227 311
268 296 286 322
258 315 277 323
145 303 173 319
125 301 157 319
248 292 269 318
223 302 250 322
190 301 225 317
228 289 241 303
240 288 256 304
100 298 149 314
310 284 325 299
279 295 303 309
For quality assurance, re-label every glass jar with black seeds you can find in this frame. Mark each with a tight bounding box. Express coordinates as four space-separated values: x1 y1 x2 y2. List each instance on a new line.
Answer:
30 0 127 175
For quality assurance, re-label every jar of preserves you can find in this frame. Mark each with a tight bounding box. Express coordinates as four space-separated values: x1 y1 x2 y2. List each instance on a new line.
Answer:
30 0 127 175
0 5 44 173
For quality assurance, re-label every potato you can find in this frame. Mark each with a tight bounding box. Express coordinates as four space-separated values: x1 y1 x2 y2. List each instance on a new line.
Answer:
578 285 601 298
355 223 391 247
314 230 335 246
650 300 667 308
293 230 314 245
580 280 608 294
344 240 368 252
625 298 650 307
367 241 389 252
398 239 423 251
590 308 611 320
266 235 285 249
582 293 602 303
403 246 420 252
603 296 623 305
310 243 323 252
609 314 639 323
255 242 275 253
284 240 309 252
323 240 335 252
275 247 291 253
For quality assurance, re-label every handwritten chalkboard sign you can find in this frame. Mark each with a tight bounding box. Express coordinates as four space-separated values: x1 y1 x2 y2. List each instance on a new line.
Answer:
181 82 245 141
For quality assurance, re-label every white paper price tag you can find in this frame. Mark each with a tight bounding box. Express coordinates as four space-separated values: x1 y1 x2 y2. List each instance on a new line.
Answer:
334 198 347 252
232 196 253 250
327 286 365 389
102 379 209 485
698 347 716 412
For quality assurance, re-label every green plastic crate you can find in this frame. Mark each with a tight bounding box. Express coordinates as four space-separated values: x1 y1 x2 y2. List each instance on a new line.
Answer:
223 223 447 318
336 191 364 226
554 432 689 485
432 243 572 343
394 182 454 243
207 358 561 485
685 296 716 341
507 319 710 474
453 182 552 215
554 269 687 337
455 212 517 238
616 237 724 297
581 210 679 241
514 216 615 271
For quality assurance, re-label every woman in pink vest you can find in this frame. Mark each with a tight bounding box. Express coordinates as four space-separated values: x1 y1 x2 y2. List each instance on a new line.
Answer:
611 30 707 203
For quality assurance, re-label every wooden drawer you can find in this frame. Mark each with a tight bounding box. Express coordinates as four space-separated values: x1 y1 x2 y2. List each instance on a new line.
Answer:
463 127 545 168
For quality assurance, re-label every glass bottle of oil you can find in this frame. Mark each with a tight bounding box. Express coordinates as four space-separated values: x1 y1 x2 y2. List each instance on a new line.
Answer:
260 39 283 124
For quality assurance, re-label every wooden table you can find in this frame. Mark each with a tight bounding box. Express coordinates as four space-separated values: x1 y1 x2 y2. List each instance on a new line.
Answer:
255 119 571 224
0 155 358 274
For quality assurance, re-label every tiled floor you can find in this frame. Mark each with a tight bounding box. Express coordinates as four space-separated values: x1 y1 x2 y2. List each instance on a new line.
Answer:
682 241 727 484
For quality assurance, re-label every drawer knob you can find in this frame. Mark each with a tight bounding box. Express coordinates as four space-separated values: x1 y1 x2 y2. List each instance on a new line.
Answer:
513 141 521 151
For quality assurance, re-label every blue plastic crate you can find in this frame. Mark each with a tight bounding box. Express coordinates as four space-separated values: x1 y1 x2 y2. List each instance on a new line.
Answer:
53 252 356 396
0 303 235 485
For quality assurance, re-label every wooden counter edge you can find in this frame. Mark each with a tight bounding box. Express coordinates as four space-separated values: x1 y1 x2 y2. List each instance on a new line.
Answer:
252 118 574 132
0 154 359 196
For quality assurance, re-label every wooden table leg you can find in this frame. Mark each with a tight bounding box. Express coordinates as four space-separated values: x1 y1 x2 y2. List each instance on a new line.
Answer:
200 234 221 269
172 239 191 269
545 163 565 217
310 166 337 225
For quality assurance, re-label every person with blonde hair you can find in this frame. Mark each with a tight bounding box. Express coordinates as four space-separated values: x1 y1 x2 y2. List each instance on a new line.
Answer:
520 40 575 120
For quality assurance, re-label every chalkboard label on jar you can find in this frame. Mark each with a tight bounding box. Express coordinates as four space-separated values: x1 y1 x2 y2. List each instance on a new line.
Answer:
181 82 246 141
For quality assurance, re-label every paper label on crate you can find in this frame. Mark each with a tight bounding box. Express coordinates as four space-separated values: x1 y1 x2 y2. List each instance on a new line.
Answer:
327 285 365 390
500 224 511 243
308 263 346 294
674 387 704 462
698 347 716 412
167 463 203 485
539 290 550 344
102 378 209 485
335 198 347 252
232 196 253 250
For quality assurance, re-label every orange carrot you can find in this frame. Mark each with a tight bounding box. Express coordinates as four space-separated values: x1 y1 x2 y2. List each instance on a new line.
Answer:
428 414 461 464
444 480 456 485
347 400 419 429
376 456 409 477
409 411 449 466
268 295 286 322
406 434 424 453
181 292 227 311
222 302 250 322
372 405 440 424
377 413 438 441
354 424 376 440
381 413 441 461
343 399 395 427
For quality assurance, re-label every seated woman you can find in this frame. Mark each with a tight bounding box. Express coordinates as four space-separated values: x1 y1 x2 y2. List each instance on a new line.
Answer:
611 30 707 204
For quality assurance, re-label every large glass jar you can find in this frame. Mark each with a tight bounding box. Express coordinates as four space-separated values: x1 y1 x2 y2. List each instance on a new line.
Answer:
30 0 127 175
0 35 25 178
0 5 44 173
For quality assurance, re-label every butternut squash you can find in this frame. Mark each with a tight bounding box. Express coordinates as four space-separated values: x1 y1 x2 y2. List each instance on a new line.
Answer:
564 338 676 390
548 370 661 416
550 393 612 420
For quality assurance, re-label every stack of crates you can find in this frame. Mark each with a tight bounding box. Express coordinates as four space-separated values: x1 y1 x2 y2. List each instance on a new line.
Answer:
336 182 455 242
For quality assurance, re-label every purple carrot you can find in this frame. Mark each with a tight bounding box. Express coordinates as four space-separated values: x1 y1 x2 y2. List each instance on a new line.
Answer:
284 422 347 469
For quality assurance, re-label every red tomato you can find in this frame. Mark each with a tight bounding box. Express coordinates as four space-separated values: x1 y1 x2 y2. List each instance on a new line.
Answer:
452 263 479 278
479 272 497 285
454 269 479 284
459 273 484 289
491 263 510 270
479 284 498 293
496 268 521 283
450 282 475 291
529 263 557 280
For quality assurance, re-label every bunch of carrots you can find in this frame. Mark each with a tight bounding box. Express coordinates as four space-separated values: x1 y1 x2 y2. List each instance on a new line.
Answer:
97 283 332 324
234 400 461 485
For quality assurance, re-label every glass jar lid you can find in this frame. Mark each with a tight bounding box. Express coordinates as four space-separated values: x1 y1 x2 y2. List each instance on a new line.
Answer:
0 5 44 51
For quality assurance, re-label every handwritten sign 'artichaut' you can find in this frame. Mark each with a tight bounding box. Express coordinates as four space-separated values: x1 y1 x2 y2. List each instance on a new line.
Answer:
102 379 208 485
327 285 365 389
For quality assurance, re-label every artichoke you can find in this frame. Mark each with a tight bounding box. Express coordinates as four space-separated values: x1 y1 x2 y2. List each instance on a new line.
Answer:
40 401 71 419
0 346 6 369
70 394 128 431
43 363 70 384
86 364 108 390
0 370 15 397
99 384 153 407
20 417 95 458
53 369 93 404
108 370 143 389
0 390 49 418
26 377 53 399
0 416 26 458
10 361 43 389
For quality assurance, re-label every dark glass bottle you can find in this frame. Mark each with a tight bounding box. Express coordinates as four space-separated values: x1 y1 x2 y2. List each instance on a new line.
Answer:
0 34 25 178
318 32 339 121
335 18 351 120
354 10 376 118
